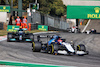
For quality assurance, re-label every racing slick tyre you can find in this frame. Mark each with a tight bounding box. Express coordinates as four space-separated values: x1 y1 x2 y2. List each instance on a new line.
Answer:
32 41 41 52
77 44 86 56
77 44 86 51
7 33 12 42
48 43 58 55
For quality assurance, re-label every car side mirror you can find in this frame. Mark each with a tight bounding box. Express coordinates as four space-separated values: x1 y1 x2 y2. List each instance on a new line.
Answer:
61 39 66 42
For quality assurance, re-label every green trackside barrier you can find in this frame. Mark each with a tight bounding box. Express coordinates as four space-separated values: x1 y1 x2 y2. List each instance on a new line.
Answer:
0 6 10 12
38 25 48 31
7 25 20 32
0 60 76 67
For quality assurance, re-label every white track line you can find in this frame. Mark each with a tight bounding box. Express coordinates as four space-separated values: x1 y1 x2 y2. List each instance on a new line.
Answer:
0 60 76 67
0 36 7 42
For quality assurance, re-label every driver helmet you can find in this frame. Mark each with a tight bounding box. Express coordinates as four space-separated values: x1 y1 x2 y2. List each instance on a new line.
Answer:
53 35 61 40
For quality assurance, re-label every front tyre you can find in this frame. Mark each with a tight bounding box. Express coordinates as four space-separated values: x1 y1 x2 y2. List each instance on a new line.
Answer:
77 44 86 51
7 33 12 42
77 44 87 56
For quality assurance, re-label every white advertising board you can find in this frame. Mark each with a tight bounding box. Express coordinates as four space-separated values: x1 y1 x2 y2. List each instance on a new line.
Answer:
0 12 7 23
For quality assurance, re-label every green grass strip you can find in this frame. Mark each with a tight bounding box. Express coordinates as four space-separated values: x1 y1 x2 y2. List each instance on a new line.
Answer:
0 60 76 67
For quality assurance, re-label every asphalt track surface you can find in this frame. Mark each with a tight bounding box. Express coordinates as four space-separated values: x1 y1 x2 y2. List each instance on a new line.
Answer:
86 19 100 32
0 32 100 67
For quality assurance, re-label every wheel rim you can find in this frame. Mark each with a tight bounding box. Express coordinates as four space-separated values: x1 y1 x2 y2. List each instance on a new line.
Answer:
32 42 35 52
51 44 54 54
77 45 81 51
77 45 86 51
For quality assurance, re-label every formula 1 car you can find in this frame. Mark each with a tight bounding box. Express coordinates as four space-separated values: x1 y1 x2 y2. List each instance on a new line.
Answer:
7 28 34 42
85 29 97 34
32 34 89 56
90 29 96 34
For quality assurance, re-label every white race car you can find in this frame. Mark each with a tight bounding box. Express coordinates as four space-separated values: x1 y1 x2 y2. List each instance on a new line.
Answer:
32 35 89 56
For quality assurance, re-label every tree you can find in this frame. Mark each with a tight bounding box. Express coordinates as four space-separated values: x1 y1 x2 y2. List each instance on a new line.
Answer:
38 0 51 14
7 0 33 9
7 0 66 17
38 0 66 17
1 0 6 5
22 0 33 10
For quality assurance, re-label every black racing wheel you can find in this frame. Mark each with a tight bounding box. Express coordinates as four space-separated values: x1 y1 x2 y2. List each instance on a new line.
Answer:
77 44 89 56
48 43 58 55
32 41 41 52
7 33 12 42
77 44 86 52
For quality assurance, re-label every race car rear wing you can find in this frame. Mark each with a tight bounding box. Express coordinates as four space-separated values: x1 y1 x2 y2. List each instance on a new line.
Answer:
33 32 59 42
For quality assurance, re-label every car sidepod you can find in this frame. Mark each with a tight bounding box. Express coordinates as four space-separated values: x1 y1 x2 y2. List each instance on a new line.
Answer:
58 42 75 55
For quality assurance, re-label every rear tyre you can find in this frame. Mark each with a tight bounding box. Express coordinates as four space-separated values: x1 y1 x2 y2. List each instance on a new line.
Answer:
49 43 58 55
32 41 41 52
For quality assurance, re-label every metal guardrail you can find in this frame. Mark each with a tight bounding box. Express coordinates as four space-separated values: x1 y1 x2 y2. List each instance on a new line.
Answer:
28 11 70 30
0 22 3 30
30 23 68 32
